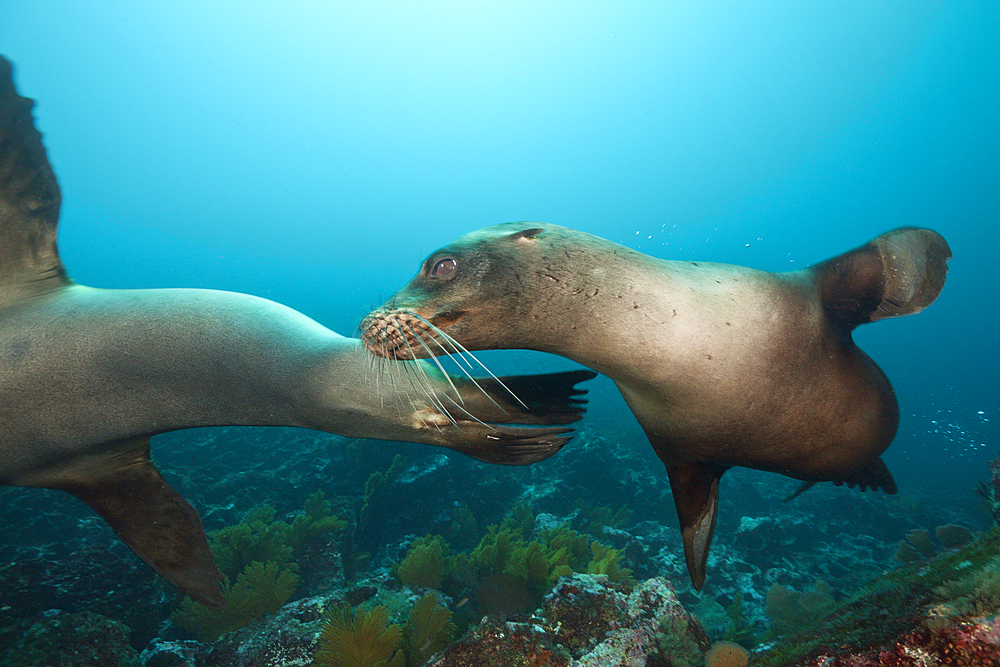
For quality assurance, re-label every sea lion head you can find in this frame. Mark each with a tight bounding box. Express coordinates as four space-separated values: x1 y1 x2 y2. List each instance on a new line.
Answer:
362 222 560 359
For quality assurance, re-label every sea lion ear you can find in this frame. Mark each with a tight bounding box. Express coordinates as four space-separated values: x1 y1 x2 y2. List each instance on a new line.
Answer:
508 227 544 242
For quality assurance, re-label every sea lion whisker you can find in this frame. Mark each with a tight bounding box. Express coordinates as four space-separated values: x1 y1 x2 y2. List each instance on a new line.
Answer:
407 313 477 369
402 316 520 416
396 328 495 430
395 317 466 403
410 314 528 410
403 351 472 429
402 361 450 429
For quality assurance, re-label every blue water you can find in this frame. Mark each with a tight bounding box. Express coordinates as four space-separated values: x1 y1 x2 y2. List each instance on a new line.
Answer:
3 0 997 611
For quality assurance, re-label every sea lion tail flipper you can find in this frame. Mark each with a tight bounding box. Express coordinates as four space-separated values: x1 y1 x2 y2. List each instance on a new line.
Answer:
26 436 225 608
666 462 725 591
832 456 898 494
812 228 951 327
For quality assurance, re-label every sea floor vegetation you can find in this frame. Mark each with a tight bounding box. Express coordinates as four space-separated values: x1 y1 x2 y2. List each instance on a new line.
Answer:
0 428 996 665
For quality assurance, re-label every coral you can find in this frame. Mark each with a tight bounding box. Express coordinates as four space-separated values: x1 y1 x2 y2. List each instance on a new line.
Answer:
207 492 346 581
0 610 142 667
579 502 634 539
470 524 521 573
507 539 568 598
905 528 937 558
398 535 449 590
639 578 710 666
935 523 974 549
314 603 405 667
541 524 592 571
892 541 922 563
287 490 349 552
428 617 570 667
690 596 733 639
585 541 633 584
190 595 327 667
932 553 1000 620
406 594 455 666
209 505 295 580
723 592 757 645
543 575 628 656
503 500 535 538
766 580 833 633
704 640 751 667
172 560 299 643
755 527 1000 666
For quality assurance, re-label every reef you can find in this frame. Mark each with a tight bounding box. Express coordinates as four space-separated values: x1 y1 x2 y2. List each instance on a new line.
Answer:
0 424 994 665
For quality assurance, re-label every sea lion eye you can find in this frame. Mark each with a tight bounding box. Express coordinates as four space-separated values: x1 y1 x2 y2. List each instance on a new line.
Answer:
431 258 457 277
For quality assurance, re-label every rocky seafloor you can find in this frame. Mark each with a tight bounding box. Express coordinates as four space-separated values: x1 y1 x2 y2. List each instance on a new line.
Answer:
1 422 997 666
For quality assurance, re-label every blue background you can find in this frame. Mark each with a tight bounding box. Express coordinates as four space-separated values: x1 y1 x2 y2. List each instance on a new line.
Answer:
3 1 997 508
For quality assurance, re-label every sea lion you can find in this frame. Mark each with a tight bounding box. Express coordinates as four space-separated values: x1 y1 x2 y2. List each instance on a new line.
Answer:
0 56 595 608
361 221 951 589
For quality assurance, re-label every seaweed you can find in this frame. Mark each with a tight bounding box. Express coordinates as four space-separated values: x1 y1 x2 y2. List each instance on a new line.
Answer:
398 535 449 589
314 603 405 667
406 594 455 666
171 560 298 643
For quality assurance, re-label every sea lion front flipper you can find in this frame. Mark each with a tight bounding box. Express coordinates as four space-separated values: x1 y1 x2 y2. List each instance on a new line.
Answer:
442 425 576 465
25 436 225 608
811 228 951 328
666 462 726 591
454 369 597 424
0 55 67 292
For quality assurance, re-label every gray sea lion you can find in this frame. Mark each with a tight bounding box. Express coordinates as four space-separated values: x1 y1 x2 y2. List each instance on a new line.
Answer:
361 221 951 589
0 57 595 608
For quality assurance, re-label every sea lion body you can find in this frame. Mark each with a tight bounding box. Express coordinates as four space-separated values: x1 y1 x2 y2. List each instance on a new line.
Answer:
0 57 594 607
2 285 432 483
362 221 951 589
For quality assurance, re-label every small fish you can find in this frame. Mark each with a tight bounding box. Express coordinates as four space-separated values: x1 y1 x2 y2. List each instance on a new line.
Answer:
455 597 468 608
420 639 432 652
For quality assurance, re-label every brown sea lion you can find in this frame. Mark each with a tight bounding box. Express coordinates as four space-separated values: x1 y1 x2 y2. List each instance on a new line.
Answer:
361 221 951 589
0 57 595 608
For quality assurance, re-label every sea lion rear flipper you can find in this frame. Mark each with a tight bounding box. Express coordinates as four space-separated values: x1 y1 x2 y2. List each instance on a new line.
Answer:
832 456 898 494
30 436 225 608
811 228 951 328
666 462 726 591
0 55 67 292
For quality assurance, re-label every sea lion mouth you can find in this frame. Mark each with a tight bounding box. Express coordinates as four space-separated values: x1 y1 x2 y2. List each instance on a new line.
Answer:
361 308 461 360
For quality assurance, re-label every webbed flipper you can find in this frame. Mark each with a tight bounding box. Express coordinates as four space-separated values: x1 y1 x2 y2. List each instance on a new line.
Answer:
0 55 67 292
666 461 727 591
785 456 897 501
443 425 576 465
455 369 596 424
812 227 951 328
21 436 225 608
831 456 898 494
437 369 595 464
